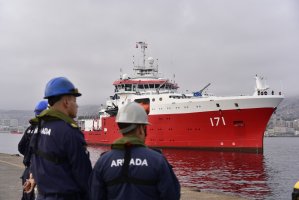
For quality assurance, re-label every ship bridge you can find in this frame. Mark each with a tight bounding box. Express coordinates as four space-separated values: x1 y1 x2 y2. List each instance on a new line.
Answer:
113 41 178 95
113 78 178 94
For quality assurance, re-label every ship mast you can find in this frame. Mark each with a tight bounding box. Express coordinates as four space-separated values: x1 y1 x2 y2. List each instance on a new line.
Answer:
136 41 147 68
134 41 157 77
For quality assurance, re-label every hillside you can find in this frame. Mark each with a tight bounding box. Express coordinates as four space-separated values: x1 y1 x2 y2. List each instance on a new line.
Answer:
0 105 100 127
275 96 299 120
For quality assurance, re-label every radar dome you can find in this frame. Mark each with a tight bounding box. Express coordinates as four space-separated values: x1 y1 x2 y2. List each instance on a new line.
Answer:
122 74 129 80
148 57 154 65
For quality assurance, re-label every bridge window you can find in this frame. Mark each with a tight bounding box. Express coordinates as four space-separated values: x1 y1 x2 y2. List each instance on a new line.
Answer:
149 84 155 89
125 84 132 91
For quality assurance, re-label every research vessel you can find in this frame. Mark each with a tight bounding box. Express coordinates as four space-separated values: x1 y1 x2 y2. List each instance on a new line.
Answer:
79 42 283 153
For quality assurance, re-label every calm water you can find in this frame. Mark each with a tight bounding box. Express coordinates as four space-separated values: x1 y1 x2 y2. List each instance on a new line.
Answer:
1 134 298 200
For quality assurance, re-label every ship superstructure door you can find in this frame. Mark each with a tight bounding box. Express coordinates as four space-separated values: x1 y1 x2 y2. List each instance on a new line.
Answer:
93 111 105 131
78 120 85 131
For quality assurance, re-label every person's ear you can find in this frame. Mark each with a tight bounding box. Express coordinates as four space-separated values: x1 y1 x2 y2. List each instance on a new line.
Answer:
137 125 143 135
62 96 70 108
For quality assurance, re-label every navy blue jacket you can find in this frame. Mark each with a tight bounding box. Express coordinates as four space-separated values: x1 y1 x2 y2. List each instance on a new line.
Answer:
18 118 38 167
30 110 92 199
89 136 181 200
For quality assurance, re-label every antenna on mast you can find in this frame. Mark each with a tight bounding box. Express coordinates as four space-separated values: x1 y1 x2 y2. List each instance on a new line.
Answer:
136 41 148 68
132 55 135 66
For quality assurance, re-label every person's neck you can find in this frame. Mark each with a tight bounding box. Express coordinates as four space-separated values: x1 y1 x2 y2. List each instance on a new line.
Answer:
124 133 144 143
51 105 69 117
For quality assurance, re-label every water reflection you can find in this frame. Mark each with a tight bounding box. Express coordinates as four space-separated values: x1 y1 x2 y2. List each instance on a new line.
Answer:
88 146 271 199
164 149 271 199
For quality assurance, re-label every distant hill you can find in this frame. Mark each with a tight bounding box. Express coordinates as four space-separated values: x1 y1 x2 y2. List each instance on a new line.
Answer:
0 110 32 126
0 105 101 126
77 104 101 118
275 96 299 120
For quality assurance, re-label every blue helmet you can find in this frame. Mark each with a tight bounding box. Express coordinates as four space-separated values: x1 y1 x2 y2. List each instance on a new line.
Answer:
34 100 48 115
44 77 81 99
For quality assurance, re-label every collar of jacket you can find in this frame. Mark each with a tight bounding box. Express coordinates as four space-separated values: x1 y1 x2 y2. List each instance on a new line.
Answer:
29 117 39 125
111 135 146 149
37 108 78 128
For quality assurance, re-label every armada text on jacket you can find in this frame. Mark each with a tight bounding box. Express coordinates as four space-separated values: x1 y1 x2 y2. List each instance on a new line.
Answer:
89 102 180 200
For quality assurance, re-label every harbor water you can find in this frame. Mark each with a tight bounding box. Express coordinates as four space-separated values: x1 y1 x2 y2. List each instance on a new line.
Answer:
1 133 298 200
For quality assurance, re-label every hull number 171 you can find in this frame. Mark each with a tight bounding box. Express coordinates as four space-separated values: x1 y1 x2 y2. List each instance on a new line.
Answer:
210 117 226 127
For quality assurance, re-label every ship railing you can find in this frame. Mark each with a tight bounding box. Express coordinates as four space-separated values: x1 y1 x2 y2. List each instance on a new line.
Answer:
136 90 176 95
253 90 282 96
169 95 192 99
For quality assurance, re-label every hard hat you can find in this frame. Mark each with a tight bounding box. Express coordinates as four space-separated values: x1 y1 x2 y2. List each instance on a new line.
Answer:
293 181 299 199
116 102 150 133
44 77 81 99
34 100 48 115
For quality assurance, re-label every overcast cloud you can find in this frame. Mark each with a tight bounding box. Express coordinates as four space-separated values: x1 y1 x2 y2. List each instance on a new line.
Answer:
0 0 298 110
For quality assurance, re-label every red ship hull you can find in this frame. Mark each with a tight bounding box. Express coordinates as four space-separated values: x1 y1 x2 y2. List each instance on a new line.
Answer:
83 107 274 153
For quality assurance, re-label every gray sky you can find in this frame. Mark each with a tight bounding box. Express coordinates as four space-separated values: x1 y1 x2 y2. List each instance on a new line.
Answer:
0 0 298 110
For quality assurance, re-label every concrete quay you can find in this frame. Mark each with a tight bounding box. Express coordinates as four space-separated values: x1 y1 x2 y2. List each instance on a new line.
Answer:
0 153 24 200
0 153 248 200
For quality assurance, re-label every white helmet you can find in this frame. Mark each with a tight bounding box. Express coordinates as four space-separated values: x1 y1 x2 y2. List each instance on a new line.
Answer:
116 102 150 133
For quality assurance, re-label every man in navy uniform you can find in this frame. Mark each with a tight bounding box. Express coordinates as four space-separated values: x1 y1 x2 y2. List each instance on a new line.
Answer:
19 100 48 200
89 102 181 200
29 77 92 200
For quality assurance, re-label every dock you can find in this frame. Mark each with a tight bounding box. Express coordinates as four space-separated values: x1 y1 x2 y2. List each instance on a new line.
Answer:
0 153 248 200
0 153 24 199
